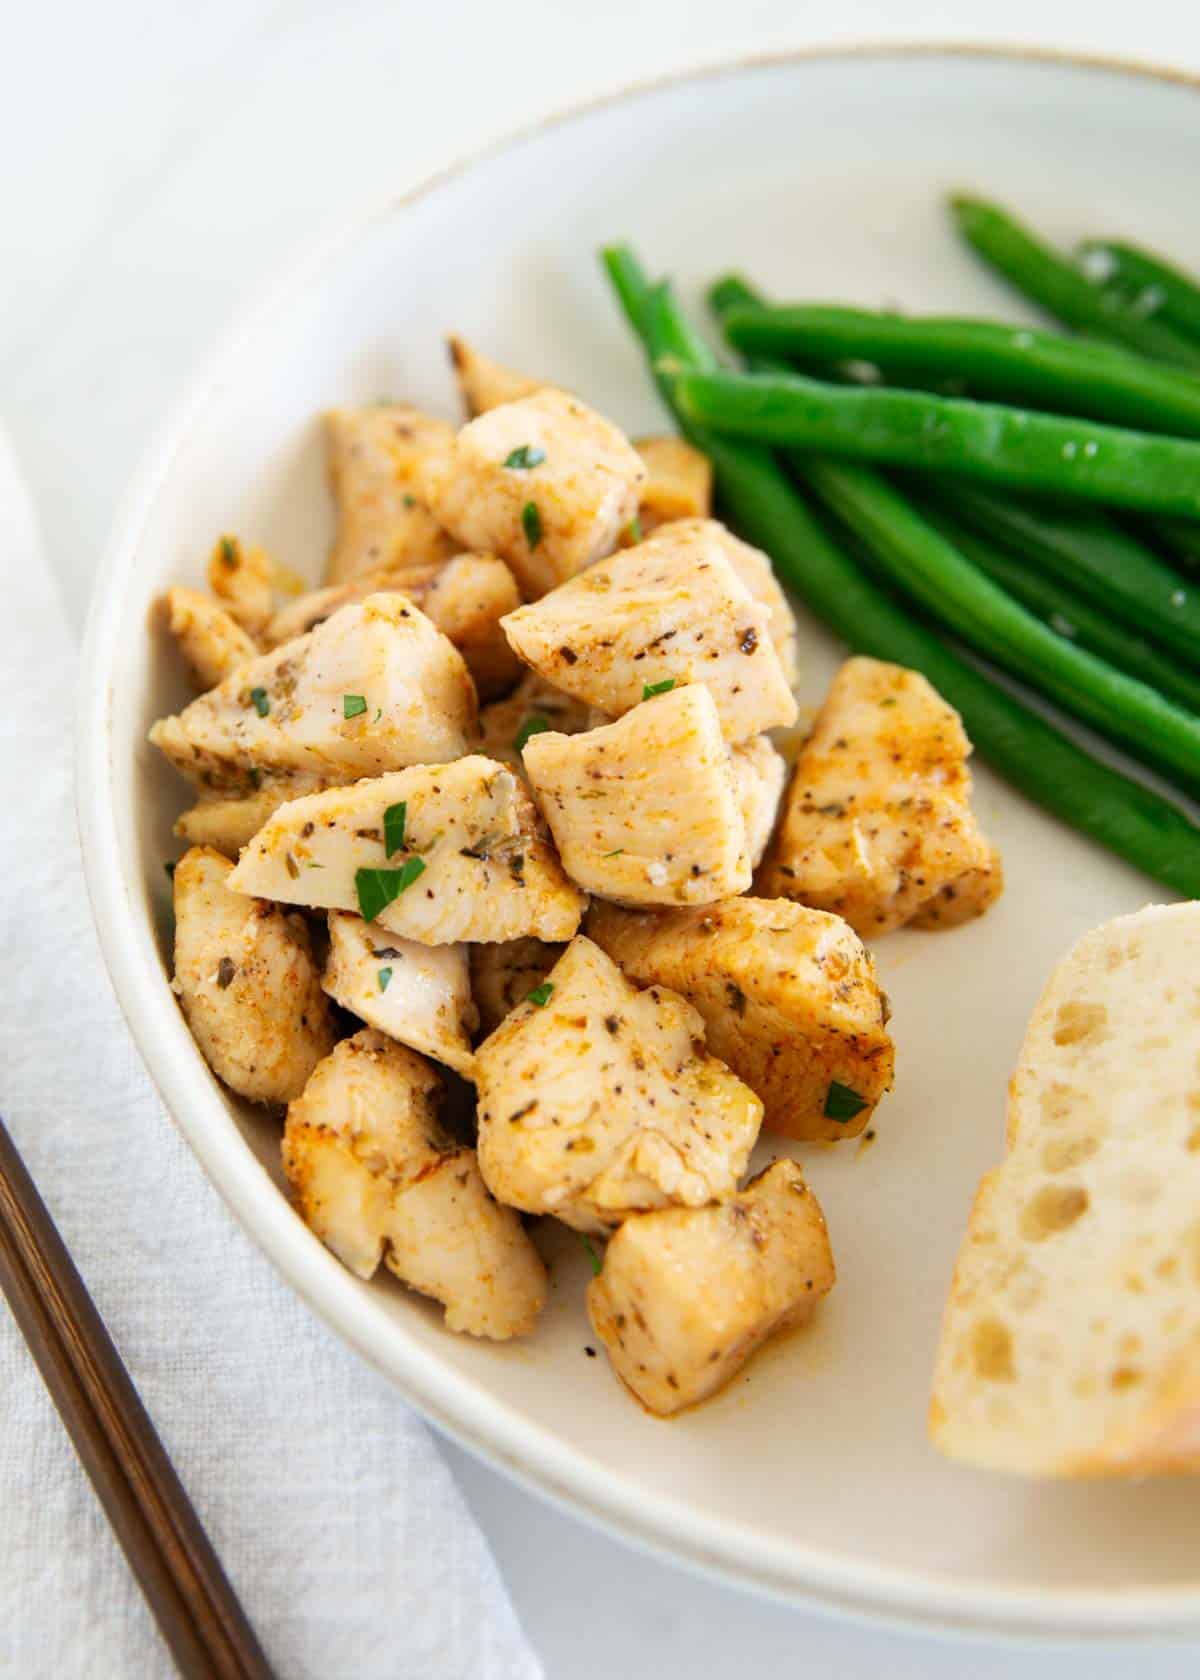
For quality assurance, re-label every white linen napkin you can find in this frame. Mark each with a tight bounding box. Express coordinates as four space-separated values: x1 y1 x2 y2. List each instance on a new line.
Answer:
0 427 543 1680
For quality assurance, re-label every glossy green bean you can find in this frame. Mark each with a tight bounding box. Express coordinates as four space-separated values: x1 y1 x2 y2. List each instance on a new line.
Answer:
950 196 1200 367
665 364 1200 518
924 483 1200 664
719 300 1200 436
913 500 1200 717
1078 239 1200 345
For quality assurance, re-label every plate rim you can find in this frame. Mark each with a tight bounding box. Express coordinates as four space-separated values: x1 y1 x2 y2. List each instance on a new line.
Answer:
76 41 1200 1641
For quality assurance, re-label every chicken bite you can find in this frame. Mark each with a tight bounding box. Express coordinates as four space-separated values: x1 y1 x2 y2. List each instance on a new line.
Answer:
323 911 478 1077
634 437 712 532
417 553 524 698
679 519 800 688
587 897 893 1141
758 657 1002 937
263 554 522 701
172 845 335 1103
283 1030 545 1337
522 685 751 907
325 405 457 584
161 586 259 689
149 594 475 792
500 521 797 741
469 937 564 1037
207 535 276 638
475 936 762 1233
384 1149 548 1338
587 1159 835 1416
228 756 585 945
730 735 787 869
174 773 328 858
447 337 544 417
420 388 646 598
474 671 595 772
908 847 1005 929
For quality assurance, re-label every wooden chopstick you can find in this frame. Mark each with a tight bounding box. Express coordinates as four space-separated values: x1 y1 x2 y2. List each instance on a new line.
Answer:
0 1117 273 1679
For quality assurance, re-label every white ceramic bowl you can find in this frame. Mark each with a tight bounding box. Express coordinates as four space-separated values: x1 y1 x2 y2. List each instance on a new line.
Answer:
79 46 1200 1639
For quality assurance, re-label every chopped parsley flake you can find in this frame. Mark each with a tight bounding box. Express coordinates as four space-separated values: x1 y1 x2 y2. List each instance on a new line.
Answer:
343 693 367 719
378 966 393 993
824 1081 869 1124
355 858 427 922
625 514 643 545
514 713 551 753
402 492 416 507
218 536 238 568
521 501 543 549
526 981 554 1008
642 678 675 701
383 801 407 857
249 686 270 717
504 444 546 470
602 848 624 859
580 1235 602 1276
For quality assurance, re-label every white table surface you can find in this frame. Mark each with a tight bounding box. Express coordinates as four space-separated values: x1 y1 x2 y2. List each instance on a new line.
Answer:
5 3 1200 1673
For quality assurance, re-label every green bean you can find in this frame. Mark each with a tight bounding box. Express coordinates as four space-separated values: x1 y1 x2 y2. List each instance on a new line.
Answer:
923 483 1200 664
665 364 1200 518
799 459 1200 792
718 300 1200 437
1145 515 1200 575
1078 240 1200 345
912 500 1200 717
602 248 1200 894
950 196 1200 367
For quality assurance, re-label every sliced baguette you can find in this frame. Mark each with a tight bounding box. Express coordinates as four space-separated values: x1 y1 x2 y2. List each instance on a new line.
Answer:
930 902 1200 1476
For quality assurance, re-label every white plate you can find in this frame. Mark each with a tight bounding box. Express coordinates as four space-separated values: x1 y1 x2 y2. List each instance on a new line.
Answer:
78 46 1200 1640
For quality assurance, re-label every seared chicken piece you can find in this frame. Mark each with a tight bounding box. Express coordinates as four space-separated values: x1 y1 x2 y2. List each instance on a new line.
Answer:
634 437 713 532
323 911 478 1077
283 1030 545 1336
500 521 797 741
416 553 523 699
469 937 564 1036
474 671 594 772
587 1160 835 1416
730 735 787 869
475 936 762 1233
228 756 585 944
447 337 544 417
162 586 259 689
174 773 329 858
908 847 1005 929
150 595 475 792
172 845 335 1103
384 1149 548 1338
207 535 276 638
262 575 432 647
682 520 800 689
523 685 751 907
263 554 522 700
588 897 893 1141
325 405 457 584
284 1032 443 1276
420 388 646 598
758 658 1002 937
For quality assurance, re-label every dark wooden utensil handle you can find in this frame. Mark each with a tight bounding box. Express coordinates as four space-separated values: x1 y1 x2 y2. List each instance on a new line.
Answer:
0 1118 273 1679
